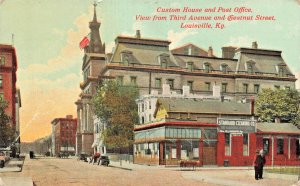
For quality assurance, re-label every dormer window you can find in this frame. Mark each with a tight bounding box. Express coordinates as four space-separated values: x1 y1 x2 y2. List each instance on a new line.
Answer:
187 62 194 72
158 53 170 69
277 64 286 77
246 61 255 74
220 63 228 73
161 59 167 68
203 62 211 73
121 50 133 66
123 56 129 66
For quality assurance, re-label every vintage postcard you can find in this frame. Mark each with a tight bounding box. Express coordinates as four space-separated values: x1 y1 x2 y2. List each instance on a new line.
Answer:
0 0 299 185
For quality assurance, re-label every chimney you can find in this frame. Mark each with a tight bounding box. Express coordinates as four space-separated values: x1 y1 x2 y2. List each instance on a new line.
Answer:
66 115 73 119
252 41 258 49
222 46 236 59
208 46 213 57
136 30 141 39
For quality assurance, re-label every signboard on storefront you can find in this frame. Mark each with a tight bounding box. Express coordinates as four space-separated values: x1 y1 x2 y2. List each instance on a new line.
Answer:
217 118 256 133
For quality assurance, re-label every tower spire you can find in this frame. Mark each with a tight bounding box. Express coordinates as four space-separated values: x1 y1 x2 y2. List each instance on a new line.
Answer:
93 1 97 22
87 1 105 54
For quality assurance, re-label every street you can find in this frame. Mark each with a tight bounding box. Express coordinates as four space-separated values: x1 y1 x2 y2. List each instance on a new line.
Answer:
0 156 211 186
0 156 299 186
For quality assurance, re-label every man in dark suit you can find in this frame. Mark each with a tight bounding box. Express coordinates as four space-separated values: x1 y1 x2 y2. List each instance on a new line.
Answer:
256 149 266 179
253 149 260 180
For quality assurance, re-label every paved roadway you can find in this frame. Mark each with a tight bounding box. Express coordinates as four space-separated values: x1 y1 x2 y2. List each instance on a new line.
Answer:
0 156 298 186
0 156 212 186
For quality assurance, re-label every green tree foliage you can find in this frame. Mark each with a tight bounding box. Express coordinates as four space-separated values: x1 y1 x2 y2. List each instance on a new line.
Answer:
255 88 300 125
92 80 139 149
0 98 14 147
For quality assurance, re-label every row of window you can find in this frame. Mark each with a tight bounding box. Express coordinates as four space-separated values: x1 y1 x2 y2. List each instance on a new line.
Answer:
242 84 290 93
262 138 299 155
166 127 201 139
116 76 292 93
225 135 300 156
61 131 75 137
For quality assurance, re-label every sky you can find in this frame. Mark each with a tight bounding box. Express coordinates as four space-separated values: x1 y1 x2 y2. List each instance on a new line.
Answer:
0 0 299 142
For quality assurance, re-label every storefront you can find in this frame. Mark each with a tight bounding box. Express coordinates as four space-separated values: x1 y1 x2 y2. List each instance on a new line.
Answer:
255 123 300 166
217 118 257 166
134 121 218 166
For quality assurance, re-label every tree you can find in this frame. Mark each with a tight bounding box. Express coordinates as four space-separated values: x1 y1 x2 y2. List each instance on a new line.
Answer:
0 98 14 148
92 80 139 163
255 88 300 125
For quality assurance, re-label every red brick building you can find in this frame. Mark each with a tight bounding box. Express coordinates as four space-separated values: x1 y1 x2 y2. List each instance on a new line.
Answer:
51 115 77 156
217 123 300 167
134 97 300 167
0 44 21 148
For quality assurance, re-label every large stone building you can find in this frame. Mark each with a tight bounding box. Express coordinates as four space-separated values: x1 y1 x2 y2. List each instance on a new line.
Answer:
51 115 77 156
75 5 296 155
0 44 21 150
75 4 106 156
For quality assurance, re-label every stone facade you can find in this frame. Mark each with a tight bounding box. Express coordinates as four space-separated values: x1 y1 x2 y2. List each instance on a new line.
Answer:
75 4 106 156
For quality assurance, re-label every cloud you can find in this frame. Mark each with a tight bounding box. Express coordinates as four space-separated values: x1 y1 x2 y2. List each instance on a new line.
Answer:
20 86 79 142
23 8 93 74
19 8 95 142
227 36 254 48
167 29 198 49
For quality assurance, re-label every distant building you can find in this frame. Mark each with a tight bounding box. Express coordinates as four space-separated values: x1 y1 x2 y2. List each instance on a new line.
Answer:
51 115 77 156
0 44 21 149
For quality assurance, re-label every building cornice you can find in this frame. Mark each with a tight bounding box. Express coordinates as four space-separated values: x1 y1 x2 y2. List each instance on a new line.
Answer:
134 121 218 131
102 65 297 82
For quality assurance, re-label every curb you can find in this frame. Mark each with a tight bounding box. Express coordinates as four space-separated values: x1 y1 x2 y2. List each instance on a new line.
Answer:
108 165 133 171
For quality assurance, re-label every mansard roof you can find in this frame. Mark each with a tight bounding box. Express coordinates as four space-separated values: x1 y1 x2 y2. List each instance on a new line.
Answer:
155 98 252 116
106 33 295 79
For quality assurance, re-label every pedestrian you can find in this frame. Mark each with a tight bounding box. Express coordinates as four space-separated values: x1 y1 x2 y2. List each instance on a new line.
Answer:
253 149 260 180
254 149 266 180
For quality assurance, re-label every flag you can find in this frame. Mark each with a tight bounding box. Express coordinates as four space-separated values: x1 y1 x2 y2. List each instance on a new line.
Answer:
79 33 90 49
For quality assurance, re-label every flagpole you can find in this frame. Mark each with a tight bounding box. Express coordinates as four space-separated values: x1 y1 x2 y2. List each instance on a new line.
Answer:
12 34 14 46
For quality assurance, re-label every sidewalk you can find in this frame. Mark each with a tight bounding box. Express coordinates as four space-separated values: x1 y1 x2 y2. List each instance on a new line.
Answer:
0 156 33 186
0 158 23 173
0 177 33 186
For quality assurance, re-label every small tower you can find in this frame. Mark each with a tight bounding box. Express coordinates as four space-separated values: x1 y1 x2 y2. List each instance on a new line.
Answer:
87 2 105 54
